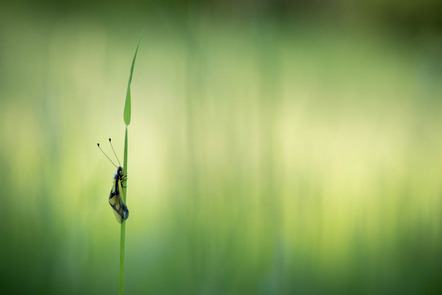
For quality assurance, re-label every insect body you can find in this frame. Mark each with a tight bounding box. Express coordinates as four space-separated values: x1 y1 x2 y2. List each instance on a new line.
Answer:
98 139 129 223
109 166 129 223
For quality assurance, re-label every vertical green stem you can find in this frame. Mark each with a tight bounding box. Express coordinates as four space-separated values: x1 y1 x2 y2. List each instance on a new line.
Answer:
120 126 128 295
120 26 141 294
123 126 128 203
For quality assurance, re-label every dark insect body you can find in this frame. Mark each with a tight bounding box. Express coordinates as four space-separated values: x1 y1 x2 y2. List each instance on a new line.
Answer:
97 139 129 223
108 166 129 223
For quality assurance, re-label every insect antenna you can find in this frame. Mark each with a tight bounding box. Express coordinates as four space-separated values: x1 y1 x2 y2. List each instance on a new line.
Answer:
97 143 118 168
108 138 121 167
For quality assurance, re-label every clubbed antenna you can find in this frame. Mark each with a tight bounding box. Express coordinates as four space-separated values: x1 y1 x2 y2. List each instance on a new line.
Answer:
97 143 118 168
108 138 121 166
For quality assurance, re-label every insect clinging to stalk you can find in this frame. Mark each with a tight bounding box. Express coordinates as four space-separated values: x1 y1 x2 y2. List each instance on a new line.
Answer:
97 138 129 223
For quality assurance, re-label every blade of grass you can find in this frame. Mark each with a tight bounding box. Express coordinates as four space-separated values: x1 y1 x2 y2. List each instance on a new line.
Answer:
124 25 145 126
120 126 128 295
120 26 144 295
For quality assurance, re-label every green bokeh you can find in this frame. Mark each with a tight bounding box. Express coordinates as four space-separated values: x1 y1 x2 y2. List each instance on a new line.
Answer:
1 3 442 294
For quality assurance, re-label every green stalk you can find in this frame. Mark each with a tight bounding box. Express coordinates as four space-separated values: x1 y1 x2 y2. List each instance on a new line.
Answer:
119 26 144 295
120 126 128 295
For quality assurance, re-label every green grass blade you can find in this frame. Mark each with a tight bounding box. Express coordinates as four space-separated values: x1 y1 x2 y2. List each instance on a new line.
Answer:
121 25 143 294
124 26 145 126
119 126 128 295
123 126 128 204
119 215 126 295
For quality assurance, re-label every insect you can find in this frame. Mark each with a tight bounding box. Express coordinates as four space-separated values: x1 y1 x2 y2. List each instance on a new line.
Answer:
97 138 129 223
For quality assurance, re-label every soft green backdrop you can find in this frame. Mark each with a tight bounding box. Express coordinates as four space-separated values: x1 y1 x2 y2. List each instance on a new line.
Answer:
1 2 442 294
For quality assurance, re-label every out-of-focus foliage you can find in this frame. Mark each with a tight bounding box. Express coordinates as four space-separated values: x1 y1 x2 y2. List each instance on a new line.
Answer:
0 2 441 294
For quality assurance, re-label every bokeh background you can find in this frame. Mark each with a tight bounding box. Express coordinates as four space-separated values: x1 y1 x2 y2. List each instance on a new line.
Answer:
1 0 442 294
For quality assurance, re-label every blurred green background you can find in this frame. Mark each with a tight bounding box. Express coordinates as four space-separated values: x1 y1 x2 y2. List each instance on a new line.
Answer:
1 1 442 294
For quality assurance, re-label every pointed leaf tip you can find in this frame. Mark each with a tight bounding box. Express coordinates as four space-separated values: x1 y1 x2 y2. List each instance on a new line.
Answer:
124 26 145 126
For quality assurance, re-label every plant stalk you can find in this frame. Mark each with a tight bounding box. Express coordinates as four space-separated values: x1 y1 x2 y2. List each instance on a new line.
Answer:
119 126 128 295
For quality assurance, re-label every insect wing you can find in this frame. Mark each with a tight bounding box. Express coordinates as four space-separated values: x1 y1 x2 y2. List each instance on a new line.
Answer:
113 207 123 223
117 177 129 221
109 182 122 223
108 180 129 223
